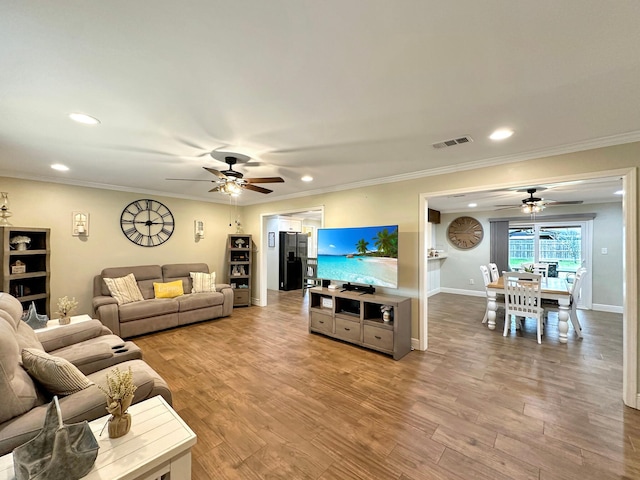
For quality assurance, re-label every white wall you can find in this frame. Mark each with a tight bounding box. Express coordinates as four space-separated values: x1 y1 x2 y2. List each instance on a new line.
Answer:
1 177 237 317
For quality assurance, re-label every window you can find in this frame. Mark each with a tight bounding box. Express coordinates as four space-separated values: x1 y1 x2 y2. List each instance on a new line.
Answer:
509 224 583 277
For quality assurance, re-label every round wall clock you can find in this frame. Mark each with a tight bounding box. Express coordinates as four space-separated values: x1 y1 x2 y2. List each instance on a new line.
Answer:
447 216 484 249
120 199 175 247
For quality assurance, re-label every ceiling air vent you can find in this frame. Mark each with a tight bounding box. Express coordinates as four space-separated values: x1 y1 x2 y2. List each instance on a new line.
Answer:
432 135 473 149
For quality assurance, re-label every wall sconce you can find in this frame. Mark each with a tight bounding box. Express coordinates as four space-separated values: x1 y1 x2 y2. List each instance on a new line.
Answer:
194 220 205 238
0 192 12 226
72 211 89 236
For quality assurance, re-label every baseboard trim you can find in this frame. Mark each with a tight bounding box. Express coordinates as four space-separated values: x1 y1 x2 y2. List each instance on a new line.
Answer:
592 303 624 314
439 287 486 297
411 337 422 351
427 288 440 298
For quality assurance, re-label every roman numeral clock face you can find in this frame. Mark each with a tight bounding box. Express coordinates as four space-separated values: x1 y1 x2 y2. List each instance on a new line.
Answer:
447 216 484 250
120 199 175 247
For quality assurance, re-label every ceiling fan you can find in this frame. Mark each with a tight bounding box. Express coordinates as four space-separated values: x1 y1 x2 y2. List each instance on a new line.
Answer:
495 188 583 213
167 153 284 195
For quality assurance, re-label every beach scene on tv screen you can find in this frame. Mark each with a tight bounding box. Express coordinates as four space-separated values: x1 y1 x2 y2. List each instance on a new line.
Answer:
317 225 398 287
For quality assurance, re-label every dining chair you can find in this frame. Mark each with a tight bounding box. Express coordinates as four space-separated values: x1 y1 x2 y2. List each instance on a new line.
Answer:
480 265 503 323
488 263 500 283
503 271 544 344
544 267 586 338
532 263 549 277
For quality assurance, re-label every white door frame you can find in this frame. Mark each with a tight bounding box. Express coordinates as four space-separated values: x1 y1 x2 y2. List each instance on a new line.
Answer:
418 168 638 408
257 206 325 307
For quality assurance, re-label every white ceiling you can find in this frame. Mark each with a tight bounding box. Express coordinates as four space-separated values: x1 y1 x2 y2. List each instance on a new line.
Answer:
1 2 639 206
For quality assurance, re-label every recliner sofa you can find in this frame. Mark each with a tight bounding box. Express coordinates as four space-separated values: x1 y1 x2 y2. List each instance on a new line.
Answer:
92 263 234 338
0 292 171 456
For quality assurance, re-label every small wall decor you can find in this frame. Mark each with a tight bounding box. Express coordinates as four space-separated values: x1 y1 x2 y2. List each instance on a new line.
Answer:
72 212 89 236
194 220 205 238
268 231 275 247
0 192 11 226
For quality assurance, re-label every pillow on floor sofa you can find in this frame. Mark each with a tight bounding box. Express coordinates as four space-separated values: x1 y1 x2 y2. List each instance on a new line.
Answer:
153 280 184 299
190 271 216 293
103 273 144 305
22 348 94 396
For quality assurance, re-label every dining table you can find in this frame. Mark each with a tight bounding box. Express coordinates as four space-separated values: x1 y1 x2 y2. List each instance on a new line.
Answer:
486 275 572 343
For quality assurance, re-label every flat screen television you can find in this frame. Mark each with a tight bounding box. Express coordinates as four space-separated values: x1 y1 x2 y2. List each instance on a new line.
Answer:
317 225 398 289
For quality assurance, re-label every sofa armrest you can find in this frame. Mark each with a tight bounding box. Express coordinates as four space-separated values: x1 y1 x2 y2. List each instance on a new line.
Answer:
93 297 121 337
36 319 110 352
216 284 234 316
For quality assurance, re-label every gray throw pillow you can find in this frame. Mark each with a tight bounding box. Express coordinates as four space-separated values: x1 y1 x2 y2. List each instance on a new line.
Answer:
22 348 94 396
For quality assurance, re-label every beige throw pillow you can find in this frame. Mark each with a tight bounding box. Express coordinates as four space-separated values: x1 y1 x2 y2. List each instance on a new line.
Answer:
22 348 94 396
103 273 144 305
190 271 216 293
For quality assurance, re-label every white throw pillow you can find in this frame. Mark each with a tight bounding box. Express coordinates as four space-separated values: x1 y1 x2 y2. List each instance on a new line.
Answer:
22 348 94 396
190 271 216 293
103 273 144 305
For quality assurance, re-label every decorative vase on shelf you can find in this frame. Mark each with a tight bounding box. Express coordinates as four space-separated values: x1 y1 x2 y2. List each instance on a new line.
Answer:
58 316 71 325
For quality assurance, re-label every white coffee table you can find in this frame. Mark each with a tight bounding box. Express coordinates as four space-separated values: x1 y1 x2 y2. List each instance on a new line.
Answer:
34 313 93 332
0 395 196 480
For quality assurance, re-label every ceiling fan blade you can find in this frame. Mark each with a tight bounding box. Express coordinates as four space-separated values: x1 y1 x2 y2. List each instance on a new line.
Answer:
243 184 273 194
203 167 227 179
544 200 584 205
208 186 222 193
166 178 214 182
245 177 285 184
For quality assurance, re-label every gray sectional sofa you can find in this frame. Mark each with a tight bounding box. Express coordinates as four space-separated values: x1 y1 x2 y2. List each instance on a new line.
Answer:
0 292 171 456
92 263 233 338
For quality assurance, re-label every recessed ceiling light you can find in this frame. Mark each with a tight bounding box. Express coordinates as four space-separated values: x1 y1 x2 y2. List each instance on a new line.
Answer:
468 203 477 208
489 128 514 141
51 164 69 171
615 190 624 195
69 113 100 125
301 175 313 182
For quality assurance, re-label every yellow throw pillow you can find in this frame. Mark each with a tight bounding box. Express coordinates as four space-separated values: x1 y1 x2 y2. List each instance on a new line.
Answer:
153 280 184 299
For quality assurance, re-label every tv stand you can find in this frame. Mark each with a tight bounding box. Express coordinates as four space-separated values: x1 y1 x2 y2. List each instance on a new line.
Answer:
308 287 412 360
341 283 375 295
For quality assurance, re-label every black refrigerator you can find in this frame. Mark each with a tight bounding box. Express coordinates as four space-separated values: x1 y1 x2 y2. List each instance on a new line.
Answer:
279 232 308 290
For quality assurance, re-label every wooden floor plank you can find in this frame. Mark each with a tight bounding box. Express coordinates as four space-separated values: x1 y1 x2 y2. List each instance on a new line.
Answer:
130 289 639 479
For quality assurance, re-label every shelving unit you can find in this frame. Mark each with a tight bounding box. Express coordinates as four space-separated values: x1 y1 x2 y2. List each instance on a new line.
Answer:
0 226 51 317
227 234 252 307
308 287 412 360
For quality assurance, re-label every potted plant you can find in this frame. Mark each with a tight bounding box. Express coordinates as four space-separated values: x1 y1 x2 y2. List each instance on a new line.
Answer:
98 366 137 438
55 296 78 325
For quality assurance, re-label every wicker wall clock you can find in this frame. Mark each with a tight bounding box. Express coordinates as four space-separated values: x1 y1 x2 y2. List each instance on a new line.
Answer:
120 199 174 247
447 216 483 249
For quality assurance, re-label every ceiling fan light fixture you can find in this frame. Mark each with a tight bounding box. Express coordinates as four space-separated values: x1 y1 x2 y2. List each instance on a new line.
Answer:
521 203 544 214
220 181 242 196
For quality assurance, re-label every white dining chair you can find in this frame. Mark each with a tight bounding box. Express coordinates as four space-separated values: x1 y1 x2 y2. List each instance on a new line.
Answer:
488 263 500 283
480 265 503 323
544 267 586 338
503 272 544 344
532 263 549 277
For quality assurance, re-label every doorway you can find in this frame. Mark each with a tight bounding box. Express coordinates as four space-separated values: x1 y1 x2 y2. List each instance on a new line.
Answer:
419 168 637 408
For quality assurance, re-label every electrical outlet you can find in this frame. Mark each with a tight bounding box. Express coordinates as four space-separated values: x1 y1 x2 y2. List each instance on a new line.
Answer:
469 278 475 285
601 247 608 254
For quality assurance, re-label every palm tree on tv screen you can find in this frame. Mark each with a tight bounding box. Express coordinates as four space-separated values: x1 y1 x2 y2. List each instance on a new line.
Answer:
374 228 398 258
355 239 369 255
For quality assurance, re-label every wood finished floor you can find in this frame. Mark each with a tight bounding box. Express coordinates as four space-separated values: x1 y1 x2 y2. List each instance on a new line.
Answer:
133 291 640 480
